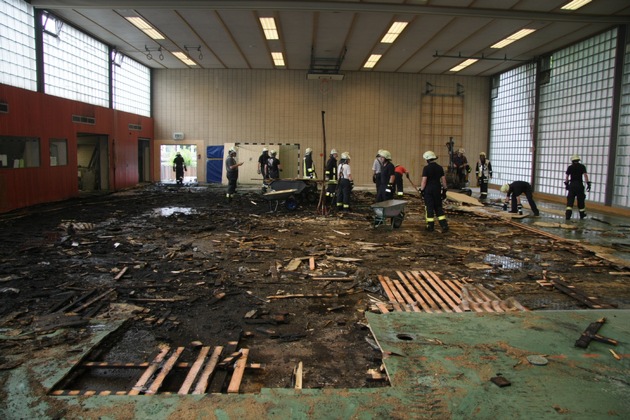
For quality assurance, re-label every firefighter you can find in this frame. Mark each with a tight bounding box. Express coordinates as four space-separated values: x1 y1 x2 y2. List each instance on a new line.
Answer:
452 148 470 186
325 149 339 202
337 152 353 210
500 181 540 216
172 152 187 185
376 150 395 202
303 148 316 178
225 147 243 199
267 150 282 179
475 152 493 200
418 151 449 233
394 165 410 197
257 147 270 179
372 150 383 194
565 154 591 220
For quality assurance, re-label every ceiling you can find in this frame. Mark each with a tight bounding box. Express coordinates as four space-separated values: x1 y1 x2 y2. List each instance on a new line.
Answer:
29 0 630 77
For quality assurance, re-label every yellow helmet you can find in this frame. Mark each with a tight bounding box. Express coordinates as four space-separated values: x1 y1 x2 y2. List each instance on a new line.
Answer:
479 152 486 157
500 183 510 193
571 154 580 162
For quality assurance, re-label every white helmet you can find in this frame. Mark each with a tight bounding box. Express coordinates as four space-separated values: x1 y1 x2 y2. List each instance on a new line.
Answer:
479 152 487 157
330 149 338 155
380 150 392 160
423 150 437 160
376 149 384 157
228 147 237 154
305 148 312 155
500 183 510 193
458 148 465 154
262 147 269 152
341 152 351 160
571 154 580 162
270 149 277 156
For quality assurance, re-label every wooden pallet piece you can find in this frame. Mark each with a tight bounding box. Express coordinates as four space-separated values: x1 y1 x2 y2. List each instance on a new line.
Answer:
193 345 224 394
416 271 454 313
227 348 250 393
408 271 444 312
551 279 613 309
128 346 170 395
397 271 432 313
377 275 403 312
400 272 434 313
459 287 484 313
392 272 421 312
178 346 211 394
421 271 463 313
426 271 463 306
375 302 390 314
383 276 409 312
146 347 184 395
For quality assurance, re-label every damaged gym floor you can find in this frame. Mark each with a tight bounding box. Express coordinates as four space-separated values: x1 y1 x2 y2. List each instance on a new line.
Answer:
1 184 629 419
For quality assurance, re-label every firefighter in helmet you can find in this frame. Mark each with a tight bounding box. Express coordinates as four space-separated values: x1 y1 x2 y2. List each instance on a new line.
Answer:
475 152 493 200
325 149 339 203
564 154 591 220
419 150 449 233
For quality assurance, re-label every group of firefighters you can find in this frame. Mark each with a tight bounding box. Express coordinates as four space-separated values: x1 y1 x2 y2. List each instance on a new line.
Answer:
208 146 592 228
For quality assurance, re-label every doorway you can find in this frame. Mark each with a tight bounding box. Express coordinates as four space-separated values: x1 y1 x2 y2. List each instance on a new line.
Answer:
160 144 198 184
77 134 109 192
138 138 150 183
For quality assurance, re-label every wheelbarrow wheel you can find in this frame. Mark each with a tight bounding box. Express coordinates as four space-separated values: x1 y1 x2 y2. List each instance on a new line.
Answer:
285 196 299 211
392 211 405 228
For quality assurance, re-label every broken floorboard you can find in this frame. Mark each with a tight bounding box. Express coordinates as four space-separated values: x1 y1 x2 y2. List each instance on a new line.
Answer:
376 270 527 314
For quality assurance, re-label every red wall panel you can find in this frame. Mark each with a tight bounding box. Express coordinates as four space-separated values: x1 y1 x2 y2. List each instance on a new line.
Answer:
0 84 154 213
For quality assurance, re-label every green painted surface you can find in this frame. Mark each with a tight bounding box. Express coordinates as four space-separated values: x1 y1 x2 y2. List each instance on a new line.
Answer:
2 311 628 419
366 310 630 419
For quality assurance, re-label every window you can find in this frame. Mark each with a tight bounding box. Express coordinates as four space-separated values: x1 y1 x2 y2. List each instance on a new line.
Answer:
0 0 36 90
49 138 68 166
0 137 40 168
113 54 151 117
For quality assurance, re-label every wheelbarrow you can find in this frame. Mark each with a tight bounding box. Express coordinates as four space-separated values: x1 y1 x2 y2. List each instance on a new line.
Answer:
262 189 299 212
371 199 408 229
263 179 319 204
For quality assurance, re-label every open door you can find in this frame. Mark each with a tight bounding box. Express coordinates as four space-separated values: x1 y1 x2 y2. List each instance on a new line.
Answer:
77 134 109 192
138 138 150 182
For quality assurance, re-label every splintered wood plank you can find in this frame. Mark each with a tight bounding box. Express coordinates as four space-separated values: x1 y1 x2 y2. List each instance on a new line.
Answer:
397 271 431 313
227 348 250 394
422 271 463 312
285 258 302 271
416 271 453 312
551 278 613 309
375 302 390 313
193 346 224 394
408 271 441 313
129 346 170 395
178 346 211 394
490 300 505 313
377 275 402 312
309 257 315 270
145 347 184 395
391 272 421 312
383 276 408 312
293 361 303 390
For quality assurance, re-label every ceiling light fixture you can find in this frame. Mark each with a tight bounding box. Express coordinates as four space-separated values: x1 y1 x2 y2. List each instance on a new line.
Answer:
491 29 536 49
561 0 592 11
381 21 408 43
126 17 164 40
173 51 196 66
363 54 382 69
449 59 478 72
259 17 279 40
271 52 285 67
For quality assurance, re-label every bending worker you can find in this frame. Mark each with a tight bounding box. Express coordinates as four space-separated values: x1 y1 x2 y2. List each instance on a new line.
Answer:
500 181 540 216
419 150 449 233
565 154 591 220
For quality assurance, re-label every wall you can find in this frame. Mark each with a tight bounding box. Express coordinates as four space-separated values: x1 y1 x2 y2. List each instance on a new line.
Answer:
0 84 154 213
153 69 490 186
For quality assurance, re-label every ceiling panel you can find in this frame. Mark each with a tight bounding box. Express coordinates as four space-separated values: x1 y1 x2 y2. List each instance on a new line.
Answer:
29 0 630 77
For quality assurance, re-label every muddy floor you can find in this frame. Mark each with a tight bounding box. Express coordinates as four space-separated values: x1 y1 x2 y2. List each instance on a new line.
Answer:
1 183 629 394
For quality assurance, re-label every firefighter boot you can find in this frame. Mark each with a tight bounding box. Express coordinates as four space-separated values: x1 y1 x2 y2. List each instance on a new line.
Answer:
439 219 449 233
565 209 572 220
579 210 587 219
426 221 435 232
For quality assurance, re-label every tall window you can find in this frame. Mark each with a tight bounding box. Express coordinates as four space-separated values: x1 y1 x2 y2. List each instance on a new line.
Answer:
489 63 537 188
616 43 630 208
113 53 151 117
0 0 36 90
536 29 616 204
42 12 109 107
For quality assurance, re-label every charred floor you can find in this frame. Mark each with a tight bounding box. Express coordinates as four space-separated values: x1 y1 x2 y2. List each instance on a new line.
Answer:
1 183 629 419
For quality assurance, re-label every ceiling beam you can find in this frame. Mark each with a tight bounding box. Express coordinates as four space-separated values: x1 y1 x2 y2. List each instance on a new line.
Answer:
30 1 630 25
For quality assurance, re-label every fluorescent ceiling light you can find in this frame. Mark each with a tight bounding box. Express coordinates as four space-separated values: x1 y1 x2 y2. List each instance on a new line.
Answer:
259 17 279 40
271 52 285 66
561 0 592 10
363 54 382 68
491 29 536 49
449 59 478 72
173 51 196 66
126 17 164 40
381 21 408 43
